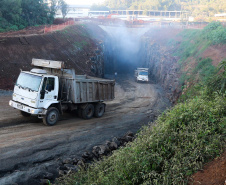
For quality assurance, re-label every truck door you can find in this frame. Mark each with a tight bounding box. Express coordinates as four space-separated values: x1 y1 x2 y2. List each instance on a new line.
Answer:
39 76 58 108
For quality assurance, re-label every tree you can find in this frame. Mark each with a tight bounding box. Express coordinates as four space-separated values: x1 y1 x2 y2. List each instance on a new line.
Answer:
0 0 59 32
59 0 68 20
49 0 59 22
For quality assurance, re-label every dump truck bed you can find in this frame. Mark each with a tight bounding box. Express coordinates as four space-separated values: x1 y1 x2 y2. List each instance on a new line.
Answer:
59 75 115 103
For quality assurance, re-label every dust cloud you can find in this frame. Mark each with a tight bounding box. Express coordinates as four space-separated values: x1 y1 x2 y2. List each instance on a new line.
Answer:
100 25 150 74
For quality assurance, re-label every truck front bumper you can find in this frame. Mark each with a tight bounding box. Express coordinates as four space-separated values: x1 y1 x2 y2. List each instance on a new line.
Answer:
9 100 47 115
137 78 149 82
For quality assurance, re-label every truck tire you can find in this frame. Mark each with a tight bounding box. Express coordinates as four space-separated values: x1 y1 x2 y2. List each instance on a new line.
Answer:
43 107 59 126
82 104 94 119
20 111 31 117
94 103 105 118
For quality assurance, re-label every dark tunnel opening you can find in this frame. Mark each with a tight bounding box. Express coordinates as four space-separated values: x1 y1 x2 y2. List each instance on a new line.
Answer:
102 26 149 75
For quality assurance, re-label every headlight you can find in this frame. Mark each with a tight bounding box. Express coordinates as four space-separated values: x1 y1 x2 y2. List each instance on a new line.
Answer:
31 110 35 114
9 101 13 106
13 93 16 97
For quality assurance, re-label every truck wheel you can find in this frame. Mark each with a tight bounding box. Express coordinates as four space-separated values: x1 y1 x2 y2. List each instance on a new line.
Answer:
82 104 94 119
94 103 105 118
43 107 59 126
20 111 31 117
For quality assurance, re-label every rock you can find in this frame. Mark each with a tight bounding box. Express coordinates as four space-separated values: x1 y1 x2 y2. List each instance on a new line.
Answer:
72 158 79 165
92 156 98 161
67 165 79 174
63 164 79 174
125 131 134 137
66 165 79 173
105 140 111 145
62 158 73 165
96 145 110 155
59 165 67 171
82 151 93 160
64 164 76 171
43 172 54 180
58 170 65 176
92 147 99 158
109 141 118 150
112 137 121 146
40 179 50 185
125 136 133 142
119 131 135 145
77 160 85 168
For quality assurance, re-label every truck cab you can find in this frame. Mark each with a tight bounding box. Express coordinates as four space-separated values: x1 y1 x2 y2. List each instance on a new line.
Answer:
9 69 59 117
10 58 115 126
135 68 149 82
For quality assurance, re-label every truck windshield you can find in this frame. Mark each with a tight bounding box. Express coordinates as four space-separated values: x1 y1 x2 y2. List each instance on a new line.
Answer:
139 71 148 76
16 72 42 92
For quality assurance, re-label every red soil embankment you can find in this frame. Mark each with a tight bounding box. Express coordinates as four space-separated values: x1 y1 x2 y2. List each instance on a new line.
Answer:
0 24 106 90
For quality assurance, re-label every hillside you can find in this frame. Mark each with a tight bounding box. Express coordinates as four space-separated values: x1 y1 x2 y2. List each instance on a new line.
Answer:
0 23 106 90
57 22 226 185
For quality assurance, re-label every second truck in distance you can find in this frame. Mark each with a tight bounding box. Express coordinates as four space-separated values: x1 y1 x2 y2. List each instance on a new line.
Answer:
134 68 149 82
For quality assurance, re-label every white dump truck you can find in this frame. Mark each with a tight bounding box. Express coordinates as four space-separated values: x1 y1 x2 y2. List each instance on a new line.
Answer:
134 68 149 82
9 59 115 126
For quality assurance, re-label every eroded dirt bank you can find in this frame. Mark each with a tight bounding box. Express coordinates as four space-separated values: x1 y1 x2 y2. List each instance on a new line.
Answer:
0 23 105 90
0 75 171 184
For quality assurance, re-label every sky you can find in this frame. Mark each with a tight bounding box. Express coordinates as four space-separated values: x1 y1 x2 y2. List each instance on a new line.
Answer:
65 0 105 5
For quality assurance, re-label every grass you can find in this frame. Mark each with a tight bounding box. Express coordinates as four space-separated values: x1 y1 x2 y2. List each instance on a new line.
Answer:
169 22 226 86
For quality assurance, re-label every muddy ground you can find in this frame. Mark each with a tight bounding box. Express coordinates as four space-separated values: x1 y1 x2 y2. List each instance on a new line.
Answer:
0 75 171 185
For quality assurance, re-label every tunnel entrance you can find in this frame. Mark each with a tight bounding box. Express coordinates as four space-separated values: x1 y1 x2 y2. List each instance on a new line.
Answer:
100 26 150 75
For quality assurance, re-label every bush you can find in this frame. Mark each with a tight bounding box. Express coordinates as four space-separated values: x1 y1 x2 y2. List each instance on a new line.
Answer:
0 28 6 33
211 27 226 44
9 25 18 31
203 21 222 32
192 58 216 82
203 21 226 44
206 60 226 95
18 25 26 30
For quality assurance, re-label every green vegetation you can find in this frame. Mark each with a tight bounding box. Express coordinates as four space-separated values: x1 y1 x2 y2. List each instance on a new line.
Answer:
103 0 225 18
57 61 225 184
0 0 68 32
170 22 226 85
203 21 226 44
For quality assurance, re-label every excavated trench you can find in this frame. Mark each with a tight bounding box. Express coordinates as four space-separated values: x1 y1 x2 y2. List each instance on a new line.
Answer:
0 24 181 185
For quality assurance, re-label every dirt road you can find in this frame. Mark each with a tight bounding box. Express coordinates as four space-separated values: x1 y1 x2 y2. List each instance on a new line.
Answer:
0 75 171 185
